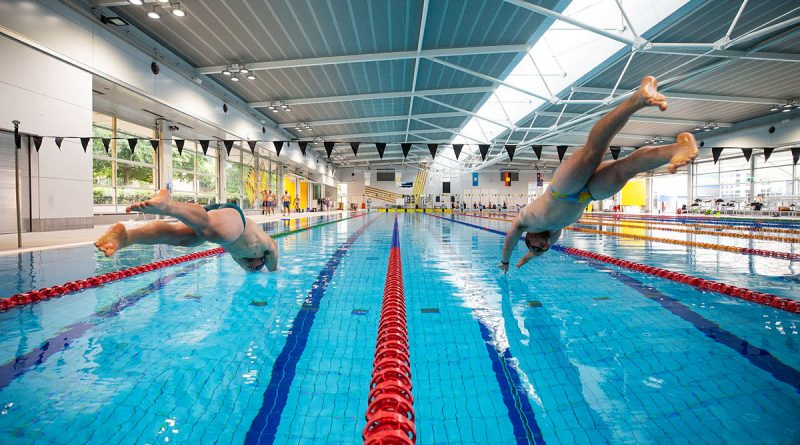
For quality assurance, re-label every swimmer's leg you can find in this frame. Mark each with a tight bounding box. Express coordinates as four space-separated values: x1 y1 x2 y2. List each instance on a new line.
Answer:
588 133 698 199
95 221 202 257
550 76 667 195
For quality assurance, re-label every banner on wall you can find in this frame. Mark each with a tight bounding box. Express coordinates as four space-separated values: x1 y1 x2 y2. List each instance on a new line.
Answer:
395 171 402 188
472 172 479 187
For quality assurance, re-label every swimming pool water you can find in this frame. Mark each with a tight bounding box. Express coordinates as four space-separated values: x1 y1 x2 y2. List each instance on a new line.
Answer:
0 213 797 444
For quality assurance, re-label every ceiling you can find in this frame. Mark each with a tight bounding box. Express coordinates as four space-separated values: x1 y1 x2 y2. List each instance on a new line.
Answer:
97 0 800 172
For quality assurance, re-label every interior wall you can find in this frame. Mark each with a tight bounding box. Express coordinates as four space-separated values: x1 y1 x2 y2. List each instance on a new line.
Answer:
0 35 93 231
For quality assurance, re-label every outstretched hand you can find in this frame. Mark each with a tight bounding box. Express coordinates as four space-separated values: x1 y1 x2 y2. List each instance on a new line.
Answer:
498 261 510 274
515 252 536 269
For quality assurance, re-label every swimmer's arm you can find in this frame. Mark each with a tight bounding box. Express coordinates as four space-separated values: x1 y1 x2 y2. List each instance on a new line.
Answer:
500 217 525 273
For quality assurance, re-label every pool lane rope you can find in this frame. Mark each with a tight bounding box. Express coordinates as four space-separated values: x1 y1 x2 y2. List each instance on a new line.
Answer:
575 219 800 243
460 212 800 261
0 213 368 312
583 213 800 229
580 215 800 236
363 217 416 445
429 214 799 314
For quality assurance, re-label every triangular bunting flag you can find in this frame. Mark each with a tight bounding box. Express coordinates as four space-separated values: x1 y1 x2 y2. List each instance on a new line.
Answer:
223 140 234 156
428 144 438 159
80 137 91 152
505 144 516 162
763 147 774 161
55 137 64 150
324 141 335 158
101 138 111 154
298 141 308 156
247 140 257 153
199 140 209 155
532 145 542 160
792 147 800 165
401 143 412 159
33 136 43 152
273 141 283 156
350 142 360 156
375 142 386 159
175 139 185 155
741 148 752 162
150 139 159 151
557 145 568 162
452 144 463 160
712 147 723 164
610 146 621 160
128 138 138 154
478 144 490 161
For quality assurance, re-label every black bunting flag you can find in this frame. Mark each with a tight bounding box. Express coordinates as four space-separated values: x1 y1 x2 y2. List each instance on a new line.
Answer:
273 141 283 156
375 142 386 159
298 141 308 156
712 147 723 164
80 137 91 152
324 141 335 158
478 144 490 161
247 140 257 153
101 138 111 154
557 145 568 162
224 140 234 156
532 145 542 160
55 137 64 150
401 143 412 159
763 147 774 162
350 142 360 156
452 144 463 160
128 138 138 154
33 136 43 152
175 139 185 155
610 146 621 160
428 143 438 159
792 147 800 165
741 148 752 162
505 144 516 162
199 140 209 155
150 139 159 151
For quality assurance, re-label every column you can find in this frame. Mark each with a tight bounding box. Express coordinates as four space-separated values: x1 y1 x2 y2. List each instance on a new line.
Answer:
157 119 172 191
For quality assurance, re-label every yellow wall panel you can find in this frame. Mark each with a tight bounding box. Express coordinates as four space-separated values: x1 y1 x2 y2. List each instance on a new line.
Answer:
620 179 646 206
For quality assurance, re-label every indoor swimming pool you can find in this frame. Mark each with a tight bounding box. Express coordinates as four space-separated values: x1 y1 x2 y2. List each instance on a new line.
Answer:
0 212 798 444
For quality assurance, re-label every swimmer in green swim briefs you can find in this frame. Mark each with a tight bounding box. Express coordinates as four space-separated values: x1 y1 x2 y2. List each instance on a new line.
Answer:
95 190 278 272
499 76 698 272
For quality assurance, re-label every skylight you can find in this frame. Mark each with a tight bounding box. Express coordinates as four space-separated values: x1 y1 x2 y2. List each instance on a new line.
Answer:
434 0 691 174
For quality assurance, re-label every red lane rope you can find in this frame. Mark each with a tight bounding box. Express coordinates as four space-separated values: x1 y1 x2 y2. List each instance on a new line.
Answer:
0 214 367 312
440 214 799 314
363 217 416 445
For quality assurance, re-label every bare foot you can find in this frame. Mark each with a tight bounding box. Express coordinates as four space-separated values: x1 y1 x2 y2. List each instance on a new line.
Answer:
126 189 171 214
637 75 667 111
95 223 128 257
668 133 698 173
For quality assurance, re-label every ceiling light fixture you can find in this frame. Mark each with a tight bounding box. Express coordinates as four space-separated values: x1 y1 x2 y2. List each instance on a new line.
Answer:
239 67 249 74
247 73 256 80
147 8 161 19
156 0 169 3
770 105 779 112
171 3 186 17
222 67 232 76
128 0 143 5
231 75 240 82
280 103 288 110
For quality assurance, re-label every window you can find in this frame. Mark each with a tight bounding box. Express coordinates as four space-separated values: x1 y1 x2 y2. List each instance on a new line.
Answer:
754 149 794 197
171 140 218 205
92 113 158 213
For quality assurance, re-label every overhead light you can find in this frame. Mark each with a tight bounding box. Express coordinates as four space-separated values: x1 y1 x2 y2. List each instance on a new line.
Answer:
770 105 779 112
231 75 240 82
297 128 303 132
271 108 279 113
128 0 144 5
222 67 232 76
284 106 292 112
247 74 256 80
147 8 161 19
156 0 169 3
239 67 249 74
783 104 792 109
782 107 791 112
171 3 186 17
280 103 288 109
267 104 275 110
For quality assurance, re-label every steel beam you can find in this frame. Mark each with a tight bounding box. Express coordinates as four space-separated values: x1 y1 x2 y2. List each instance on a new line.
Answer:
641 48 800 63
404 0 430 143
278 112 465 128
320 128 459 140
249 86 494 107
573 86 782 105
532 111 733 127
427 57 553 102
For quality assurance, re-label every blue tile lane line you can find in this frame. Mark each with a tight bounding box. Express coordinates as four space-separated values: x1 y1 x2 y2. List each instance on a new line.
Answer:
435 214 800 392
244 217 379 445
564 250 800 392
422 215 546 445
0 262 202 389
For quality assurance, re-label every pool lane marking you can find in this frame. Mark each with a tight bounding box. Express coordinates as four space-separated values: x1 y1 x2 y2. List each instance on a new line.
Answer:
444 213 799 314
1 213 368 309
245 216 379 445
0 262 202 390
0 214 370 389
428 214 800 391
417 218 546 445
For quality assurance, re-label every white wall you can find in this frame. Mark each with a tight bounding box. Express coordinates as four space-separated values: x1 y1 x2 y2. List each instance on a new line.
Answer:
696 115 800 150
0 35 92 223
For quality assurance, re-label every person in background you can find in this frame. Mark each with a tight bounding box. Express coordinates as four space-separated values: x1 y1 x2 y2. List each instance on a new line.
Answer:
266 189 275 215
282 191 291 216
261 188 269 215
294 195 301 213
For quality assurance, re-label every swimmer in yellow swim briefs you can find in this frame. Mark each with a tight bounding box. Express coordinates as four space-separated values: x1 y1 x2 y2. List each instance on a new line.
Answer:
500 76 698 272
